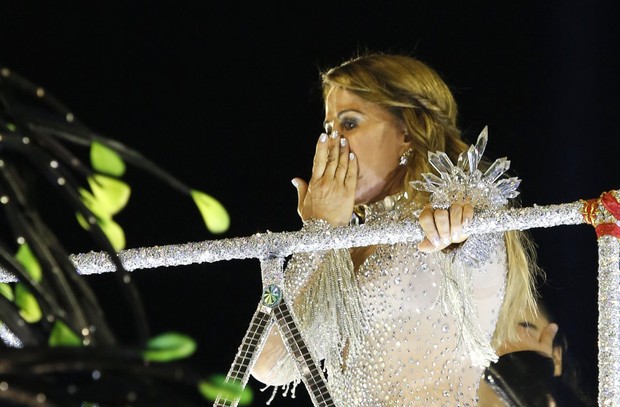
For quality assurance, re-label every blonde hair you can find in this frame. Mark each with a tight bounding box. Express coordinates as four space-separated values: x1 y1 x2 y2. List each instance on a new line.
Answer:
321 52 541 345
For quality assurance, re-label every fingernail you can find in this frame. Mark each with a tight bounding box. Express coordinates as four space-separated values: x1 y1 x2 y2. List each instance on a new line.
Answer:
451 232 459 241
432 237 441 247
442 237 451 245
349 152 355 160
549 323 559 333
340 138 346 147
330 130 339 139
319 133 328 143
463 218 471 226
291 179 299 188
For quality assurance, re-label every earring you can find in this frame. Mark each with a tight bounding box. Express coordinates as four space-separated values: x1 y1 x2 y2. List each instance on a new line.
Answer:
399 148 413 166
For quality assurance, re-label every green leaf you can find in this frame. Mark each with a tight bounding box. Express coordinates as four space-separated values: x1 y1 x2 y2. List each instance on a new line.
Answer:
75 211 92 231
76 194 126 251
91 141 126 177
77 212 126 251
15 244 42 282
87 175 131 216
78 188 107 219
49 320 82 347
143 332 197 362
190 190 230 234
15 283 42 323
0 283 13 301
97 217 126 251
198 375 253 405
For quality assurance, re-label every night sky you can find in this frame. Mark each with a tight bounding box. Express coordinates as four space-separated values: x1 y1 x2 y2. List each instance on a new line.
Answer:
1 1 618 405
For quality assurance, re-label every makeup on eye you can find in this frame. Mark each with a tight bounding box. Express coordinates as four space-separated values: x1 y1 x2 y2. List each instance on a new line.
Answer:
341 118 359 131
337 109 364 130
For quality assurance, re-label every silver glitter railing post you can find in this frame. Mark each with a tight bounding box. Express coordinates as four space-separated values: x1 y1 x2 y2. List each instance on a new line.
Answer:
1 193 619 405
598 236 620 405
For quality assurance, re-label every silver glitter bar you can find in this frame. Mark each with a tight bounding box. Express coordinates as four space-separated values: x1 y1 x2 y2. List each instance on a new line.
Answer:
37 200 589 277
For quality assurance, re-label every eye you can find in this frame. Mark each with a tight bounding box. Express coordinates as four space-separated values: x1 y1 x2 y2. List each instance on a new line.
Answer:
518 321 538 330
341 118 358 131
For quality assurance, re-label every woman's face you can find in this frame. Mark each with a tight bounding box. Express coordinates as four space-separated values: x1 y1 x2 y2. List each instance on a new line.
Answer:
499 306 563 377
324 86 411 204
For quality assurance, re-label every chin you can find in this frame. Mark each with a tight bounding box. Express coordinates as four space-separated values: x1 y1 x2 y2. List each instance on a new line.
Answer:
354 189 376 205
353 194 367 206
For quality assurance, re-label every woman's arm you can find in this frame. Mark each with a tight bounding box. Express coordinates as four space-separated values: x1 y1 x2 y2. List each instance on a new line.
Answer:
251 325 297 385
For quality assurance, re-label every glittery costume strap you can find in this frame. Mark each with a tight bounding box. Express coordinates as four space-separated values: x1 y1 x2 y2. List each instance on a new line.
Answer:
438 235 505 367
295 249 368 364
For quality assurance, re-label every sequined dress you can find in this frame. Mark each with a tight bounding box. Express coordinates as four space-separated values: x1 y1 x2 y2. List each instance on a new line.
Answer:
259 195 507 406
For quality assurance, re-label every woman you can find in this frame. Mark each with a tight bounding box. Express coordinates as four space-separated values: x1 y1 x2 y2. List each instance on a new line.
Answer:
478 300 594 406
251 53 539 406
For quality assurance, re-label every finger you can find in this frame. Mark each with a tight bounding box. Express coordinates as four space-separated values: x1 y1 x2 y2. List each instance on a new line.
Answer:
449 204 464 242
344 150 357 190
418 206 442 250
434 209 451 246
418 237 439 253
291 178 308 220
322 130 340 178
311 133 329 179
334 137 350 182
462 203 474 230
539 323 559 353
